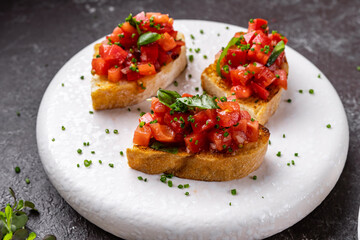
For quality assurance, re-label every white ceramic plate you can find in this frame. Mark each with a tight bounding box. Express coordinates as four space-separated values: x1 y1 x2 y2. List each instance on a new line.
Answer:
36 20 349 239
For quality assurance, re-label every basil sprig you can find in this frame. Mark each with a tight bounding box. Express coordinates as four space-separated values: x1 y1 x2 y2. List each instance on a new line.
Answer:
265 40 285 67
138 32 161 47
157 89 219 113
125 13 141 35
150 141 178 154
216 37 241 77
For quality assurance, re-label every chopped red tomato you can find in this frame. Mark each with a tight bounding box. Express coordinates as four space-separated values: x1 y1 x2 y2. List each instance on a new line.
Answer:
140 44 159 64
126 69 141 81
139 112 155 124
184 132 208 153
231 119 248 144
133 125 152 146
164 112 189 133
99 44 127 65
230 67 252 86
246 120 259 142
157 32 176 51
240 110 251 120
231 85 253 99
226 47 247 67
255 67 277 88
250 82 269 100
149 123 176 142
269 32 288 45
191 109 217 133
107 67 122 82
208 129 233 151
138 63 156 75
217 102 240 127
248 18 268 33
92 58 109 76
273 69 288 90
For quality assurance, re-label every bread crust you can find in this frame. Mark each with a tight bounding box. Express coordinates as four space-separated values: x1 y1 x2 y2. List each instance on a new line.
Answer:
127 125 270 181
91 32 187 110
201 59 289 125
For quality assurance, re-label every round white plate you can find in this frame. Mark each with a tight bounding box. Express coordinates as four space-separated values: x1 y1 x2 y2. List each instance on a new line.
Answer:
36 20 349 239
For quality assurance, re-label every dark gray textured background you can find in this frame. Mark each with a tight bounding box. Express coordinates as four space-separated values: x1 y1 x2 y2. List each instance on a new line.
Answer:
0 0 359 239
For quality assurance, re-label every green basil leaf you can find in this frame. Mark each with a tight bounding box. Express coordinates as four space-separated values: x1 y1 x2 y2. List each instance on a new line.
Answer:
150 141 178 154
216 37 241 77
157 89 181 107
42 234 57 240
26 232 37 240
174 94 219 110
12 214 28 230
24 201 37 211
138 32 161 47
3 232 13 240
265 40 285 67
13 228 29 240
16 200 24 211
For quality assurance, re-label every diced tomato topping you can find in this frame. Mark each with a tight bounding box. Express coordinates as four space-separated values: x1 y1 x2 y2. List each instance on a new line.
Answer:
99 44 128 66
92 58 109 75
240 110 252 120
133 125 152 146
164 112 189 133
107 67 123 82
243 30 261 44
126 69 141 81
151 97 170 117
273 69 288 90
226 47 247 67
138 63 156 75
250 82 269 100
246 120 259 142
140 44 159 64
158 49 172 66
184 132 208 153
208 129 233 151
191 109 217 133
269 32 288 45
275 51 286 67
231 119 248 145
139 113 155 124
157 32 177 51
149 123 176 142
181 93 193 98
248 19 268 34
231 85 253 99
217 101 240 127
255 67 277 88
230 66 252 86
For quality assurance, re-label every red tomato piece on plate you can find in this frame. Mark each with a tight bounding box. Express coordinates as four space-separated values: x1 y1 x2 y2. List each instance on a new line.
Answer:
133 125 152 146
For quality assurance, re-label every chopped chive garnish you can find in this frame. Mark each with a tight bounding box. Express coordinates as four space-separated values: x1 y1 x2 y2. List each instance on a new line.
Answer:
231 189 237 195
326 124 331 128
89 111 94 114
25 178 30 184
185 192 189 196
195 87 199 91
168 180 173 187
80 76 84 80
286 99 292 103
318 74 321 78
189 55 194 62
252 176 257 180
357 66 360 71
190 34 195 40
184 184 190 188
120 151 124 156
77 149 82 154
269 140 271 145
91 151 95 154
84 159 92 167
77 164 80 168
128 108 131 112
200 29 204 34
61 83 64 87
109 163 114 168
276 151 281 157
105 129 110 134
287 163 291 166
203 55 208 59
15 166 20 174
114 129 119 134
178 184 184 189
291 160 295 165
16 111 21 117
283 134 286 138
138 176 143 181
52 138 55 142
61 126 65 131
188 74 192 78
294 153 299 157
229 202 232 206
174 81 178 87
309 89 314 94
299 89 303 93
99 160 102 164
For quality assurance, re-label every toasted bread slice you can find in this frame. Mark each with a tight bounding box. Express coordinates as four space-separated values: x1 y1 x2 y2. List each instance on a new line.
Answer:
127 125 270 181
201 60 289 125
91 33 187 110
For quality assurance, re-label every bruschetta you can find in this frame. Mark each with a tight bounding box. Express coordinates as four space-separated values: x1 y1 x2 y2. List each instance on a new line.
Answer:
126 89 270 181
91 12 187 110
201 18 289 124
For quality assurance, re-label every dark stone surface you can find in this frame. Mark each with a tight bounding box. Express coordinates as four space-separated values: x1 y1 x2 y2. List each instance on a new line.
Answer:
0 0 359 239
